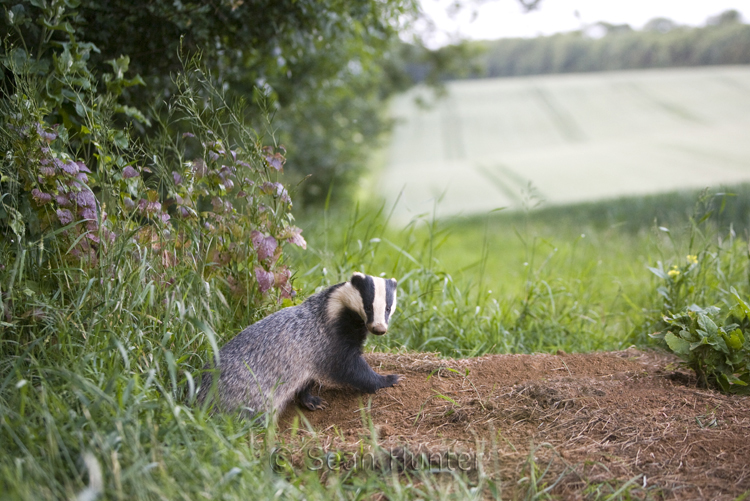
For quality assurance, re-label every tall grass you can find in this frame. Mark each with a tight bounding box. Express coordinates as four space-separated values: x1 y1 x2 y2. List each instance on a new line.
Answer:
295 186 750 356
2 182 749 499
0 216 497 500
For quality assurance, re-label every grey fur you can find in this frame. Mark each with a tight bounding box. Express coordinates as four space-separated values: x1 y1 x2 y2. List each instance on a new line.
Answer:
197 273 400 420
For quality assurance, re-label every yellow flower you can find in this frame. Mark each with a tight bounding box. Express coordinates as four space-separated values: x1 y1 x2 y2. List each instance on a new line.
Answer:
668 266 680 278
687 254 698 264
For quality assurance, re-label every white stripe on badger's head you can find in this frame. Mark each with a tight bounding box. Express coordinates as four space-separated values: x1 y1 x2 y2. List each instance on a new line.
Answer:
349 272 397 335
327 281 366 324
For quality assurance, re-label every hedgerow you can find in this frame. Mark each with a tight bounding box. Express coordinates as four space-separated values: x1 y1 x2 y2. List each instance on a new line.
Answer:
1 0 304 334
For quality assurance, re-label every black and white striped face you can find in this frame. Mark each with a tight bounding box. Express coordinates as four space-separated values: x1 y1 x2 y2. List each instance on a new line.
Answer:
350 272 397 335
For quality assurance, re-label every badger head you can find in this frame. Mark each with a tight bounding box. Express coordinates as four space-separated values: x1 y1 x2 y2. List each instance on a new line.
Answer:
349 272 398 335
330 272 397 335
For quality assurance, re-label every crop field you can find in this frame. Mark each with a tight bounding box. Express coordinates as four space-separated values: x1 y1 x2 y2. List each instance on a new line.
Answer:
382 66 750 220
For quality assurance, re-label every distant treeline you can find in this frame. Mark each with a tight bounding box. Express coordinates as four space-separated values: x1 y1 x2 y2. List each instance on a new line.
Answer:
391 10 750 84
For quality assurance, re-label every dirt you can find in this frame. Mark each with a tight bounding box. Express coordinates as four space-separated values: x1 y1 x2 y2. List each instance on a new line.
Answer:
278 349 750 499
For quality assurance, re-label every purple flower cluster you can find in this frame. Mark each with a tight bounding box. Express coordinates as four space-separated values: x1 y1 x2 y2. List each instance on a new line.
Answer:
254 267 275 294
282 226 307 249
251 230 278 262
262 145 286 172
35 122 57 143
253 265 293 298
260 182 291 204
31 188 52 205
56 209 74 225
122 166 140 179
59 159 79 175
21 122 121 255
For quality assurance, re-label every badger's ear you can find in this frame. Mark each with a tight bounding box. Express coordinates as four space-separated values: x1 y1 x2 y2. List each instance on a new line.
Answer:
350 272 366 285
390 278 397 286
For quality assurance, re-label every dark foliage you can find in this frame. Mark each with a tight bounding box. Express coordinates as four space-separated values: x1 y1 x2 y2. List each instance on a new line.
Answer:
2 0 416 204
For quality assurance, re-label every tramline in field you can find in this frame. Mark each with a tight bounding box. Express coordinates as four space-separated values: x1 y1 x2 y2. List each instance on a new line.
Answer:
382 66 750 219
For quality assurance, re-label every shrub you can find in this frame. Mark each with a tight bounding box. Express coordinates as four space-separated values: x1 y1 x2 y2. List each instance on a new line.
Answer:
645 191 750 393
0 2 304 332
651 294 750 393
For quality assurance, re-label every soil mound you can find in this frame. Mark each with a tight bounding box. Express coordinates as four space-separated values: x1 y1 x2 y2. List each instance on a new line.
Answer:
279 349 750 499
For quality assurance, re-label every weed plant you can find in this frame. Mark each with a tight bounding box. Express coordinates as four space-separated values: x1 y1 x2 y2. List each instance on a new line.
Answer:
644 194 750 392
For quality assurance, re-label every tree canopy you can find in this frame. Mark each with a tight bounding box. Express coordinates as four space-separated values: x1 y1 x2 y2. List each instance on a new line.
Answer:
2 0 416 203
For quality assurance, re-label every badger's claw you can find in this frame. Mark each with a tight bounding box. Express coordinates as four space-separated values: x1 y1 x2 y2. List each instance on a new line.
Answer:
382 374 402 388
300 394 328 411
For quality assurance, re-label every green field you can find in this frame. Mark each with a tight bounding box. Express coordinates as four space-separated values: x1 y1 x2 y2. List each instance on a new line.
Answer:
382 66 750 220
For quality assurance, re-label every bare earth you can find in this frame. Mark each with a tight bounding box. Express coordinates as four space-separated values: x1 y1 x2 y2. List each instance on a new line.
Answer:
279 349 750 499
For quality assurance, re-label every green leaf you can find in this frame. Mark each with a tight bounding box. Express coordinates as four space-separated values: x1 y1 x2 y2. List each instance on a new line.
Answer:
698 211 713 224
697 313 718 336
725 373 747 386
729 288 750 318
42 19 75 33
114 105 150 125
665 332 691 356
74 100 86 117
706 331 729 354
727 329 743 350
690 340 706 351
108 55 131 78
717 373 730 392
679 328 698 342
648 266 667 280
112 130 129 149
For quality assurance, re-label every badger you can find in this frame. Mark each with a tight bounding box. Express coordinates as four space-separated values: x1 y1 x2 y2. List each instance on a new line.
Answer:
197 272 400 419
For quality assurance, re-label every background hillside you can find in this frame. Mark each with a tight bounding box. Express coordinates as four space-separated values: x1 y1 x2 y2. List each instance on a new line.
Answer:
381 66 750 220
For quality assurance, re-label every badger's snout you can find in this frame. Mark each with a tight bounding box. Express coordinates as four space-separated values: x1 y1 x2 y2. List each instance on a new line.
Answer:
368 323 388 335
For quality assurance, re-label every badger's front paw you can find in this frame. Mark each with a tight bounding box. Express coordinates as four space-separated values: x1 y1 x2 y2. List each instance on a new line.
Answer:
381 374 402 388
300 394 328 411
